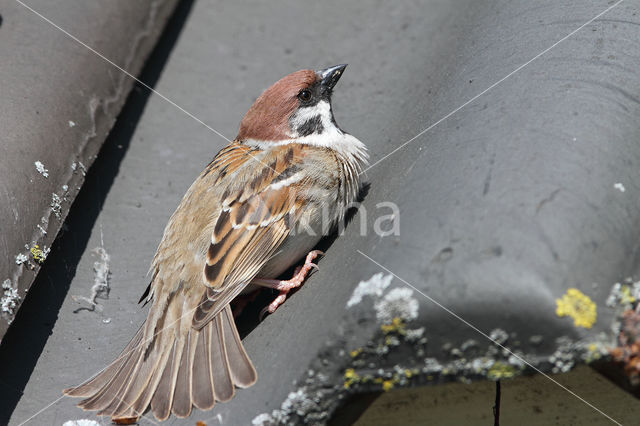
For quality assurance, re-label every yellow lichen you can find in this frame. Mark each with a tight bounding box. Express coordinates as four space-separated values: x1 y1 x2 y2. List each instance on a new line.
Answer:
349 348 362 358
380 317 406 335
385 336 399 346
585 342 603 362
404 369 413 378
555 288 597 328
343 368 360 389
487 362 516 380
382 380 394 391
620 285 636 305
30 244 45 264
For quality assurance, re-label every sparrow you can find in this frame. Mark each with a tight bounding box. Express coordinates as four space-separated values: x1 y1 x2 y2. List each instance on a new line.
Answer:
64 64 368 422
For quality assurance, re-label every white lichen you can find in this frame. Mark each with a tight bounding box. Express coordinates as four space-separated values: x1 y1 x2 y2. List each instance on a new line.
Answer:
460 339 478 351
282 388 312 416
51 193 62 219
423 357 444 374
631 281 640 301
614 182 626 192
470 357 494 374
2 279 21 315
489 328 509 345
62 420 100 426
252 413 273 426
34 161 49 178
252 386 325 425
376 344 390 355
15 253 28 265
549 337 575 374
386 335 401 346
405 327 425 342
606 282 622 307
346 272 393 307
606 279 640 309
374 287 418 324
72 246 111 312
68 120 76 127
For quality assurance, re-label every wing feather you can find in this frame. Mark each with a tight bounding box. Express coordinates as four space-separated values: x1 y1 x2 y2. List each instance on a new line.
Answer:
192 144 306 329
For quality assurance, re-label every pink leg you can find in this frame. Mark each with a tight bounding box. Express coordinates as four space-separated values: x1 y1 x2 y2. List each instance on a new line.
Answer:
252 250 324 318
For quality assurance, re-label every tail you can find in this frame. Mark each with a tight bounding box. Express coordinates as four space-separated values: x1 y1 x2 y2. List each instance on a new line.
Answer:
63 305 256 421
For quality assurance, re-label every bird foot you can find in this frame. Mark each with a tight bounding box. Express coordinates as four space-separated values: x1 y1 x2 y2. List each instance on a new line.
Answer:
252 250 324 319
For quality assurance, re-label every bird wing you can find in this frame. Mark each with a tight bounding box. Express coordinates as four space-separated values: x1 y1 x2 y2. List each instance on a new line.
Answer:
192 142 306 329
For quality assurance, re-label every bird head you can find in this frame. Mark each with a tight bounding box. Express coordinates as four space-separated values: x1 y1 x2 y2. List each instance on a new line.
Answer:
237 64 347 142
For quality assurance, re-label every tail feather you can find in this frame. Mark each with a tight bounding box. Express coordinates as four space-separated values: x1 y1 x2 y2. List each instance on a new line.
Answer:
172 329 197 417
151 339 179 421
64 299 257 421
79 340 141 412
63 325 144 398
96 350 149 416
192 323 215 410
210 312 234 402
102 329 169 418
128 353 169 419
220 305 257 387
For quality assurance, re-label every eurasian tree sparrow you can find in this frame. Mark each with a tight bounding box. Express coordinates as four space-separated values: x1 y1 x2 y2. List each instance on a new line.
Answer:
64 64 368 422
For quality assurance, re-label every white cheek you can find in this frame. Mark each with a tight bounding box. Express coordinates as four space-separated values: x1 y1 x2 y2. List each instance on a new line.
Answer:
243 98 368 160
290 100 334 132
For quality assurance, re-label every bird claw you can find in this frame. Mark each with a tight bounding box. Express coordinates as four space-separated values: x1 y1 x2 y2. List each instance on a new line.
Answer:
259 250 324 318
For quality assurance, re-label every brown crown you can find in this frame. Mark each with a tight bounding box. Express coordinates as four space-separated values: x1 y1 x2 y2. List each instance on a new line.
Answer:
237 69 317 142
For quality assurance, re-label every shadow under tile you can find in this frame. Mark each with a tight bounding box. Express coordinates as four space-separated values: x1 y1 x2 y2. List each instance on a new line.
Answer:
0 1 195 423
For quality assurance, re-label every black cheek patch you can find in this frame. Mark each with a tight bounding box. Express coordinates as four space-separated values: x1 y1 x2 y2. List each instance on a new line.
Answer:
297 115 324 136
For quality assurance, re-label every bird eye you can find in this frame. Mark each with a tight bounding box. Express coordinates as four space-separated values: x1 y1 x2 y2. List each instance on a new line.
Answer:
298 89 312 103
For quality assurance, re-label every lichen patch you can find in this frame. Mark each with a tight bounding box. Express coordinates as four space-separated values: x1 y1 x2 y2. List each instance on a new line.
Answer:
555 288 597 328
375 287 419 324
34 160 49 178
346 272 392 307
1 279 21 316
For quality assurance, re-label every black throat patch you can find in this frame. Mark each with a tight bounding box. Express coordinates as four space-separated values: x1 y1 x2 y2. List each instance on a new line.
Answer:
296 115 324 137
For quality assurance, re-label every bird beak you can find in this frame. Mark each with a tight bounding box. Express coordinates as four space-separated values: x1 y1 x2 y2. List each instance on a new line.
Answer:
318 64 347 90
